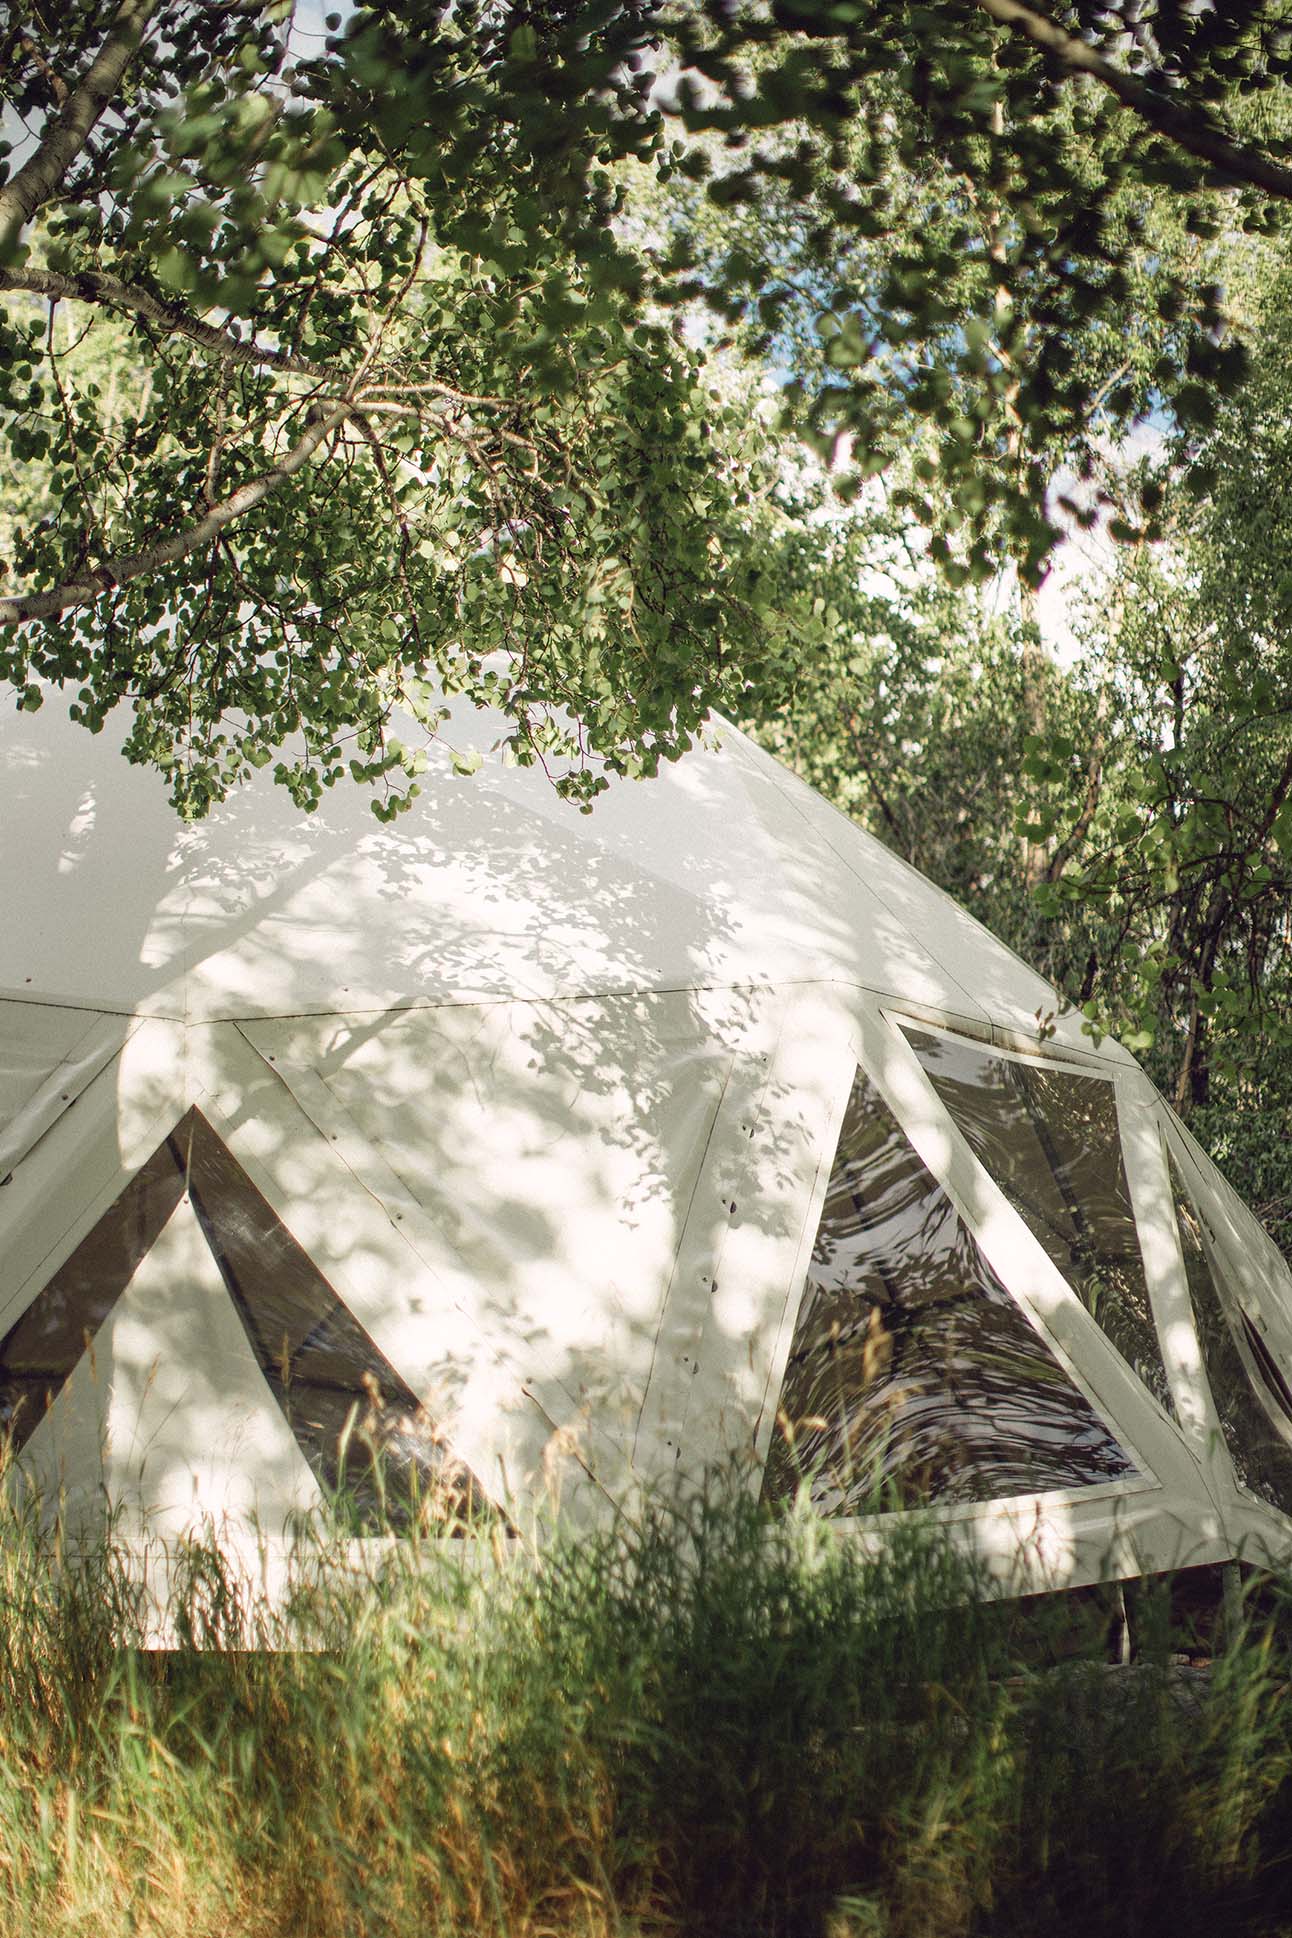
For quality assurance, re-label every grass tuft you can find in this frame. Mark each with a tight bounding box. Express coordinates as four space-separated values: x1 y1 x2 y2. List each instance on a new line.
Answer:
0 1478 1287 1936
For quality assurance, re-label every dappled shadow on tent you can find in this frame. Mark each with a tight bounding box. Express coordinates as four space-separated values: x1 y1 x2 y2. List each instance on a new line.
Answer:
2 699 827 1524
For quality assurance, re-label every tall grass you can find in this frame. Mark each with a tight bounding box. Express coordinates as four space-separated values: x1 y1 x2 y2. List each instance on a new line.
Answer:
0 1480 1289 1938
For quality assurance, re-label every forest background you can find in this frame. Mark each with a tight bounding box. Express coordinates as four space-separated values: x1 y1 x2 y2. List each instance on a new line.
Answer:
6 0 1292 1253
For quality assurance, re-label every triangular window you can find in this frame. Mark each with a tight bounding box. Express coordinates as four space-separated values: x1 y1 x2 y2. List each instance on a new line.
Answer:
763 1067 1137 1515
903 1028 1176 1421
0 1110 492 1533
1170 1152 1292 1515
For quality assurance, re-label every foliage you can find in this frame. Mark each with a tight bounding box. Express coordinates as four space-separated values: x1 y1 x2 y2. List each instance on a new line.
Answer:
0 0 796 814
737 431 1292 1246
3 1477 1292 1938
8 2 1292 810
741 491 1107 980
664 0 1291 579
1003 268 1292 1121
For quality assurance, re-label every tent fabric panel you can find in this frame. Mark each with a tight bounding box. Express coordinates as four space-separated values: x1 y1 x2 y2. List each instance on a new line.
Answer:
719 732 994 1029
183 1109 491 1530
3 1104 495 1535
0 1117 188 1449
0 1001 101 1125
631 989 809 1478
1114 1083 1223 1474
0 1018 190 1343
904 1026 1175 1422
725 727 1131 1065
0 1002 122 1167
191 1023 596 1517
907 1480 1234 1596
763 1063 1138 1515
241 994 742 1447
4 698 1142 1040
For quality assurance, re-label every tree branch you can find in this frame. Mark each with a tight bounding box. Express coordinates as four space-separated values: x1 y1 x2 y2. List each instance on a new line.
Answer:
1045 688 1108 882
0 263 334 379
0 0 156 255
0 268 542 432
975 0 1292 202
0 401 352 625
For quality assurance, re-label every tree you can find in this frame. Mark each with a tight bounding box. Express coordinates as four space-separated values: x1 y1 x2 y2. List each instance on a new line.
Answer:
8 0 1292 814
661 0 1292 584
1027 269 1292 1104
0 0 794 813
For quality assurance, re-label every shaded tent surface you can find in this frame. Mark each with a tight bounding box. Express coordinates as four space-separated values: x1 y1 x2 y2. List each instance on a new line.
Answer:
1 697 1291 1605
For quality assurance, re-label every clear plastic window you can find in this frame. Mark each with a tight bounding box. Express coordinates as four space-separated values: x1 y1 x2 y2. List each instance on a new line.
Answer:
905 1028 1175 1421
1171 1153 1292 1515
763 1067 1137 1515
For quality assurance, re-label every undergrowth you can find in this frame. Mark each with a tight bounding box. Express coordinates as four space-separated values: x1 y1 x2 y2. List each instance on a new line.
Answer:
0 1483 1289 1938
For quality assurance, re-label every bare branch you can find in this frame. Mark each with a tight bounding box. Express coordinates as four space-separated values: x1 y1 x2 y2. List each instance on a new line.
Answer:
0 0 156 255
975 0 1292 202
0 401 352 626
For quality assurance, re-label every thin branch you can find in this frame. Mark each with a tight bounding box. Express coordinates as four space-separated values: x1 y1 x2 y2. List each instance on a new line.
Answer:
0 400 351 625
45 298 103 552
1045 687 1108 882
0 0 156 254
351 410 424 657
975 0 1292 202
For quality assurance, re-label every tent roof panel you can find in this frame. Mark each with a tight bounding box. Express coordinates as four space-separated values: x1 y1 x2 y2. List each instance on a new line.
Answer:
0 696 1104 1061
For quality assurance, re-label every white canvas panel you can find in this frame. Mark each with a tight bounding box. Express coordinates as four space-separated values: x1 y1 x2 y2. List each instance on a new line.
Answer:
240 993 754 1469
0 718 191 1016
1118 1080 1217 1457
2 697 1140 1049
636 985 859 1478
19 1197 324 1542
185 1021 606 1517
920 1483 1232 1596
0 999 110 1136
174 758 750 1020
2 698 817 1017
0 1017 188 1329
0 1005 131 1183
724 728 1133 1066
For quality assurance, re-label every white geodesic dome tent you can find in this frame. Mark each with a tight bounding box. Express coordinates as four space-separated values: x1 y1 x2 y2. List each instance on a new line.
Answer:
4 693 1292 1604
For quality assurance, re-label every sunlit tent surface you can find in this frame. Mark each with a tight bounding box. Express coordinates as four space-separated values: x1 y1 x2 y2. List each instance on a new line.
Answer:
4 695 1292 1602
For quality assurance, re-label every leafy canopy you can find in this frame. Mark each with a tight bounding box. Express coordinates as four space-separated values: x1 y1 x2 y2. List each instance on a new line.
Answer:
5 0 1292 811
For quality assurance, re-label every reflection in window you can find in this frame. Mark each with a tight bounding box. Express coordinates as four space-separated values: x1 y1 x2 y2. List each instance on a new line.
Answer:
0 1109 493 1533
763 1068 1137 1516
905 1028 1176 1421
1171 1155 1292 1515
